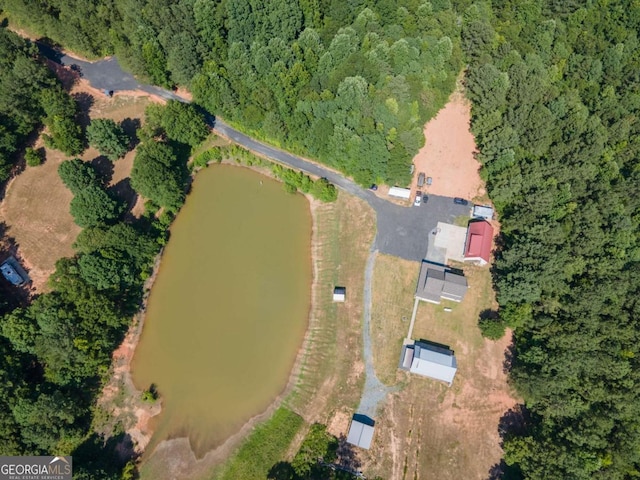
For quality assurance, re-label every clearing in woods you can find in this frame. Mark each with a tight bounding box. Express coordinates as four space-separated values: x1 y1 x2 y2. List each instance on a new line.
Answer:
410 90 486 203
364 254 517 479
0 84 152 292
137 192 376 480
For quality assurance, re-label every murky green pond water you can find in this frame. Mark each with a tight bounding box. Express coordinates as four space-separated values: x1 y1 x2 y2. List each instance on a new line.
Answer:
132 165 311 456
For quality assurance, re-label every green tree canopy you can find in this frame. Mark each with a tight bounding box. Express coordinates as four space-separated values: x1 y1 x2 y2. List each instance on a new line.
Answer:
86 118 129 160
130 140 185 210
58 159 99 194
145 101 209 147
69 185 122 228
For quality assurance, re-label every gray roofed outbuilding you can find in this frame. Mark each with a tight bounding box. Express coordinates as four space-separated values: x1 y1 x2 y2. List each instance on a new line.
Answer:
346 414 375 449
400 341 457 385
0 257 30 286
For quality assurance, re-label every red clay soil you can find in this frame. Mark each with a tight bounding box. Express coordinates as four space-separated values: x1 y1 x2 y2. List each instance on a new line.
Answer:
410 93 485 202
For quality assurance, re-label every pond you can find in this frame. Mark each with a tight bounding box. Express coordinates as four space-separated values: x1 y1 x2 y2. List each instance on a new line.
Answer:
132 164 312 456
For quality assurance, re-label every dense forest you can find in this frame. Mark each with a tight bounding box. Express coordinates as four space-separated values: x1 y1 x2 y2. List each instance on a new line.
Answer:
0 27 81 180
0 0 464 186
462 1 640 478
2 0 640 479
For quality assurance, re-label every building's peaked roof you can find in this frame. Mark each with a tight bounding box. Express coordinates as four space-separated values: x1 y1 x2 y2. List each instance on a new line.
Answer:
442 272 468 300
464 221 493 263
405 341 457 384
347 415 375 449
473 205 494 220
415 262 468 303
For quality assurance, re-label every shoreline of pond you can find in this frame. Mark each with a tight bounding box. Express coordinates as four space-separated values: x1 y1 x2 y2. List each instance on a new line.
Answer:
96 161 324 472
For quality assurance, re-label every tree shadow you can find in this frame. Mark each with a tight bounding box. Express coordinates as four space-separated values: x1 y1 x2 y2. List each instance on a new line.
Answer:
46 60 80 90
109 178 138 212
498 405 530 440
336 434 362 473
72 92 95 130
267 461 296 480
120 118 141 150
72 431 139 479
485 406 529 480
479 309 499 321
90 155 115 184
503 337 516 374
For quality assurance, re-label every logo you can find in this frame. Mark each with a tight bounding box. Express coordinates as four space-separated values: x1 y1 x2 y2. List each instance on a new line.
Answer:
0 456 72 480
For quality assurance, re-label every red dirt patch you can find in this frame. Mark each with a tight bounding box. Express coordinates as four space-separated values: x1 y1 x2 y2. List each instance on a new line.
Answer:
411 92 485 202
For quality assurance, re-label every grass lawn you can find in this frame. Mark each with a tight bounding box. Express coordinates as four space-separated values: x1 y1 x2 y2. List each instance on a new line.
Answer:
0 92 151 291
365 258 518 479
370 254 419 385
212 408 304 480
136 190 376 480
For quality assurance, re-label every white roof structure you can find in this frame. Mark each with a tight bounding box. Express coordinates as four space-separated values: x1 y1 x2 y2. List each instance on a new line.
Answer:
333 286 346 302
346 415 375 449
402 341 457 385
388 187 411 199
473 205 494 220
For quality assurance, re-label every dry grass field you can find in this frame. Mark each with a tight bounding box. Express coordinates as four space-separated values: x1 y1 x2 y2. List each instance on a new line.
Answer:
137 192 377 480
0 91 151 291
364 255 517 479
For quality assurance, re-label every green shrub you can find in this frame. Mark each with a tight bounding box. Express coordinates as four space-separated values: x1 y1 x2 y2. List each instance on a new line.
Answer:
25 147 44 167
478 317 507 340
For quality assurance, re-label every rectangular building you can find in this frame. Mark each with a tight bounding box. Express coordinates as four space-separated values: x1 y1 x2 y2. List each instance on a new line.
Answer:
401 341 457 385
415 262 468 304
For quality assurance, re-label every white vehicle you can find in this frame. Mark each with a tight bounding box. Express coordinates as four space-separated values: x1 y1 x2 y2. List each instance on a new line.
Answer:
414 191 422 206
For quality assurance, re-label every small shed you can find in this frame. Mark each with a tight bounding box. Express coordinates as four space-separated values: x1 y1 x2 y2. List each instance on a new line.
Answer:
333 287 346 302
388 187 411 200
473 205 494 221
346 414 375 450
0 257 30 286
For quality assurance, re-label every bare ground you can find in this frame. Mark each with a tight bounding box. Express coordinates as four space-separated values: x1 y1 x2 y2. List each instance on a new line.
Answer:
410 91 485 202
0 79 153 292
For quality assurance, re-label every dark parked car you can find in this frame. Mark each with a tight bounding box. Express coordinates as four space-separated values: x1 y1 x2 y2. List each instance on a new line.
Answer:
422 194 428 204
453 197 468 205
369 184 378 191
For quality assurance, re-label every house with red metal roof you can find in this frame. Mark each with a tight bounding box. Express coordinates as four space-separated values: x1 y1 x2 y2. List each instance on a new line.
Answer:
464 221 493 266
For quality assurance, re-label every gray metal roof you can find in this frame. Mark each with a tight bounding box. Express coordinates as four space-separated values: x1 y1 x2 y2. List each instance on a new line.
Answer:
415 262 468 303
347 417 375 449
409 342 457 384
473 205 494 220
441 272 468 301
0 257 29 286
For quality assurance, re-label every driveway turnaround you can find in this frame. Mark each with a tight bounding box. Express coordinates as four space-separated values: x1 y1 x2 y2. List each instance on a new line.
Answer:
43 49 474 420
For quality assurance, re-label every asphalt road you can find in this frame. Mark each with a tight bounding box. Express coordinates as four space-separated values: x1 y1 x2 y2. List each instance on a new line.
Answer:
38 44 471 261
38 46 473 419
213 121 471 261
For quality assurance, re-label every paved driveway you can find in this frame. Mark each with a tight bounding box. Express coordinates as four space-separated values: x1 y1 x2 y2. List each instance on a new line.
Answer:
38 47 477 418
214 121 470 261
